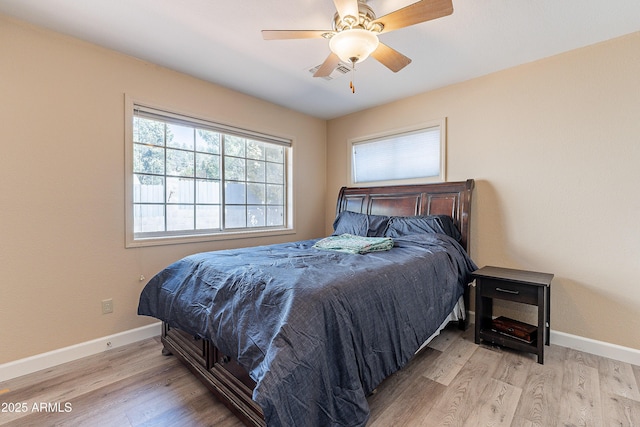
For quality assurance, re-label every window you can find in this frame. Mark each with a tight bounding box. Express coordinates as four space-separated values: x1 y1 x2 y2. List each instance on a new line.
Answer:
349 119 446 185
125 101 292 247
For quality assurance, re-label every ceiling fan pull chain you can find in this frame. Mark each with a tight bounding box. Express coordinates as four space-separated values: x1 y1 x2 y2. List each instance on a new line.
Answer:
350 58 356 93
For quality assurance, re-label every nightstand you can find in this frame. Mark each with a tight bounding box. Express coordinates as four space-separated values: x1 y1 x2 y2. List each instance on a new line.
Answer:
472 266 553 364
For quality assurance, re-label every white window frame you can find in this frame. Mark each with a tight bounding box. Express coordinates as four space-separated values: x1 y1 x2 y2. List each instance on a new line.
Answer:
124 96 294 248
347 118 446 186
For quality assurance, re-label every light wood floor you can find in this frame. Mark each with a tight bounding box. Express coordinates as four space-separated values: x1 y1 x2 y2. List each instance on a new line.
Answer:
2 326 639 426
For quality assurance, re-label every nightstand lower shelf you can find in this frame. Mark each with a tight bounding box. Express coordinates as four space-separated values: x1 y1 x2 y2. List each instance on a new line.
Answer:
478 328 538 353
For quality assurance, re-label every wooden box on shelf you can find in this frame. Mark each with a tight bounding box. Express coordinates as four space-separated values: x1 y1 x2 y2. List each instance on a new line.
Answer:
491 316 537 344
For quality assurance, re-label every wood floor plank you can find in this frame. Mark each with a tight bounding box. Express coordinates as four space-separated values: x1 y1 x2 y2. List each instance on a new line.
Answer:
369 376 444 427
426 346 504 426
421 335 477 386
133 389 244 427
490 349 532 389
122 369 229 426
427 326 460 353
511 344 567 427
560 360 604 426
368 346 441 422
2 363 190 426
461 378 522 427
565 346 601 369
598 357 640 401
600 393 640 427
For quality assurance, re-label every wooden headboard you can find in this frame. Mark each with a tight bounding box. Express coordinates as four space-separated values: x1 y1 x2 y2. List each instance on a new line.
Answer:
336 179 475 253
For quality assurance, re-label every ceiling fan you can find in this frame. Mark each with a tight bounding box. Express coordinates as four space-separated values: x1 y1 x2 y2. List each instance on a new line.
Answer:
262 0 453 91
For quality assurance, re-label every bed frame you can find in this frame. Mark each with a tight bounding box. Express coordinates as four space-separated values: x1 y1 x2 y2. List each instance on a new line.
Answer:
160 179 475 426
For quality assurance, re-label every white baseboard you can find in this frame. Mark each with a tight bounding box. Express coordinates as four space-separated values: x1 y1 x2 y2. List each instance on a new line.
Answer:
0 322 161 383
551 330 640 366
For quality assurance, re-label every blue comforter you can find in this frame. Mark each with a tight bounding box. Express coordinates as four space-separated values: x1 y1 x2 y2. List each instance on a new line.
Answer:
138 233 476 426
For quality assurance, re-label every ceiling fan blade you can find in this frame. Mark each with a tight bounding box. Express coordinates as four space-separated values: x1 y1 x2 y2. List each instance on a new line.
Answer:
313 52 342 77
372 0 453 34
371 43 412 72
262 30 331 40
333 0 359 22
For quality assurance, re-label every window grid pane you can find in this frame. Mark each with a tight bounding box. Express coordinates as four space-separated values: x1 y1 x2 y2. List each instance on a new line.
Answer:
133 107 287 238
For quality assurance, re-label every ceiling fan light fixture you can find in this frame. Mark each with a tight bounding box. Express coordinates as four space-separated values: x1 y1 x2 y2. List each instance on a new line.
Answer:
329 29 379 64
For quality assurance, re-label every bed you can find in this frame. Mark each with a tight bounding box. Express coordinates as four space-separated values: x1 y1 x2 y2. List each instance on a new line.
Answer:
138 179 476 427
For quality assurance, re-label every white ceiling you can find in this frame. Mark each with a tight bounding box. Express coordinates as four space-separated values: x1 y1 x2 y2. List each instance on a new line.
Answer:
1 0 639 119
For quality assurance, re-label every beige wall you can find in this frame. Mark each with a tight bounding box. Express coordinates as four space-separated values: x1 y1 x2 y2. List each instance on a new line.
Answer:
0 16 327 364
327 32 640 350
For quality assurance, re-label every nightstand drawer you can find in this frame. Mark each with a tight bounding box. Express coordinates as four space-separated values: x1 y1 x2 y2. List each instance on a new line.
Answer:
478 278 539 305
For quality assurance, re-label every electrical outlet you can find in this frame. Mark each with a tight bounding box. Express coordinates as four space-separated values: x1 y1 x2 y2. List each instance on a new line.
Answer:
101 299 113 314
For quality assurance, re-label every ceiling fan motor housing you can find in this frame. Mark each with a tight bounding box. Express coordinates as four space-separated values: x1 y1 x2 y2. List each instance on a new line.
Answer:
332 1 383 33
